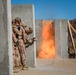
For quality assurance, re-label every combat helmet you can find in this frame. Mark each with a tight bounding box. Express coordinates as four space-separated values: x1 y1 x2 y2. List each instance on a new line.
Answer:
14 17 21 23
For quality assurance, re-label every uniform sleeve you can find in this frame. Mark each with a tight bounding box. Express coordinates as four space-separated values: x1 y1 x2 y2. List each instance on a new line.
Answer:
12 33 17 43
21 26 34 44
22 26 27 43
22 26 32 43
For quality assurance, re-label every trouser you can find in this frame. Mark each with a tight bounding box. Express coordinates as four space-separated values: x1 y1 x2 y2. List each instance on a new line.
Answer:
13 47 21 68
18 45 26 67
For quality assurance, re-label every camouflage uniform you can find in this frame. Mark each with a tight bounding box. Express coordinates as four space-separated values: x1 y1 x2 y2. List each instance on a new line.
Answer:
18 36 26 67
12 17 37 71
20 21 33 35
12 17 27 69
12 30 21 70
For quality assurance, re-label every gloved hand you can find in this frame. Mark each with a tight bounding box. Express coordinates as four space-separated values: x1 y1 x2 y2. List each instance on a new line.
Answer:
33 37 38 41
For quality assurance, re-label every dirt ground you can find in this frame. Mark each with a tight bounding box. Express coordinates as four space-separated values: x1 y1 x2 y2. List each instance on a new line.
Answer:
14 58 76 75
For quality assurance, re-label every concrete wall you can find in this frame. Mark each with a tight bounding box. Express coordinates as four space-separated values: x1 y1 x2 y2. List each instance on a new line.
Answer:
12 5 36 67
35 20 42 56
54 19 68 59
0 0 13 75
36 19 68 59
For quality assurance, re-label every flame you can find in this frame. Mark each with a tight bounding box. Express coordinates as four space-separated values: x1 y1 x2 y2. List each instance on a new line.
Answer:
38 21 55 58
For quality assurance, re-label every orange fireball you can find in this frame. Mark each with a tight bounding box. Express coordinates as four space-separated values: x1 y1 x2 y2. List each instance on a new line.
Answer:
38 20 55 58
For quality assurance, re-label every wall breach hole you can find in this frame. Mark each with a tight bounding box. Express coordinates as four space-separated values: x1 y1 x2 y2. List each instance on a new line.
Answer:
37 21 55 59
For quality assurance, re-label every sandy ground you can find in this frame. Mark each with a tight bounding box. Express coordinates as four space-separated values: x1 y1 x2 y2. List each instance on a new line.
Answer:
14 58 76 75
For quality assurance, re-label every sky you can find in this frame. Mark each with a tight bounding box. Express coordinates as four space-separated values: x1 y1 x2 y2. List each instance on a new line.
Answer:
11 0 76 20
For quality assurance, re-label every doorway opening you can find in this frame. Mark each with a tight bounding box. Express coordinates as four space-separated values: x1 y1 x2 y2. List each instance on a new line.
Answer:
36 20 56 59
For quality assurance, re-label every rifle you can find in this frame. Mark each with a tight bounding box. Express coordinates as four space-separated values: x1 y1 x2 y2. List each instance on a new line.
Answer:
25 37 36 48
